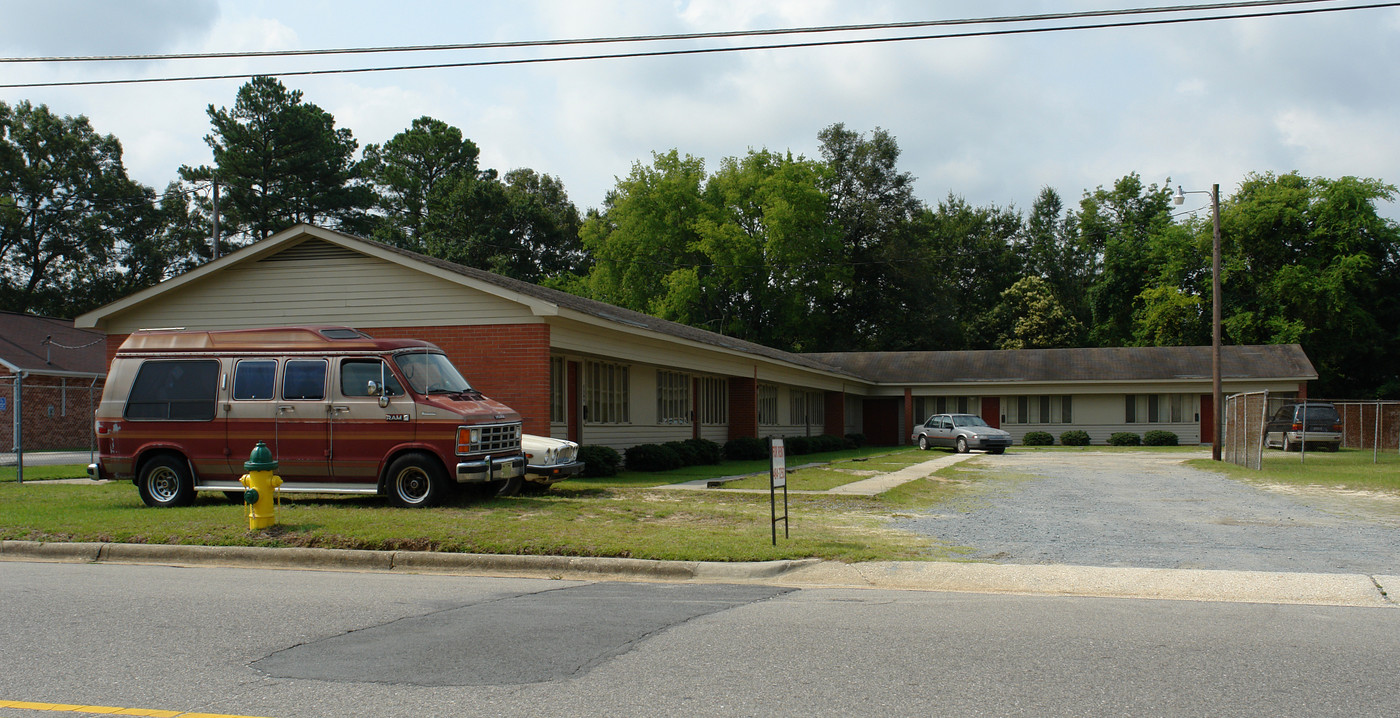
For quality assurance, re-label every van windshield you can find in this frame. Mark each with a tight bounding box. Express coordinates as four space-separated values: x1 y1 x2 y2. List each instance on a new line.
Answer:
395 352 474 395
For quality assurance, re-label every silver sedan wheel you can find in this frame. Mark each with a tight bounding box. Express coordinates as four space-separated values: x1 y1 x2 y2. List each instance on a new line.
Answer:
918 436 929 451
956 436 969 453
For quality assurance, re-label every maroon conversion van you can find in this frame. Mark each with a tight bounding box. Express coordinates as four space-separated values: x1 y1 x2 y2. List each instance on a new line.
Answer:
89 326 525 508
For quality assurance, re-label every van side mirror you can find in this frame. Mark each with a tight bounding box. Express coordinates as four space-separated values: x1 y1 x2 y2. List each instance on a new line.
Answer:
367 380 390 408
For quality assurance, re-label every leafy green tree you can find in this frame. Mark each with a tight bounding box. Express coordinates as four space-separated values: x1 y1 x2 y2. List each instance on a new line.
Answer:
994 275 1086 349
0 100 158 316
361 116 480 252
1075 173 1176 346
579 150 709 314
816 123 923 350
1216 173 1400 397
182 76 372 245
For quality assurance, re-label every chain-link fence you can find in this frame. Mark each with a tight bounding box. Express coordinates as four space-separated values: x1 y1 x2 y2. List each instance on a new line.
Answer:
1 374 101 481
1223 391 1398 469
1223 391 1270 469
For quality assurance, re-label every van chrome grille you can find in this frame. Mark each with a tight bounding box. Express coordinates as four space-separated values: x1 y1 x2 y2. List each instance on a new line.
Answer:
472 422 521 454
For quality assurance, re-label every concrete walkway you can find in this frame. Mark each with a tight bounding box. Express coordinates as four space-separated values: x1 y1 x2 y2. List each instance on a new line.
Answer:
655 450 977 495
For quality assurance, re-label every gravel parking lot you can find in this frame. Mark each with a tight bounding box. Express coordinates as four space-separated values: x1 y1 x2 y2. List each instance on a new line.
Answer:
898 451 1400 575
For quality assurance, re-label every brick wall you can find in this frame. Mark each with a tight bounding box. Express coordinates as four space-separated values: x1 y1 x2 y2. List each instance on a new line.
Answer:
0 374 103 453
370 324 552 436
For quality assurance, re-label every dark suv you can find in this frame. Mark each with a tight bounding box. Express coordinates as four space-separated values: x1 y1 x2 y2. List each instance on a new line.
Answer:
1264 402 1342 452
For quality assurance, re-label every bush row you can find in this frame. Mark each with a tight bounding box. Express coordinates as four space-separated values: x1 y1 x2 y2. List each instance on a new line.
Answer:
1018 430 1178 447
624 438 726 472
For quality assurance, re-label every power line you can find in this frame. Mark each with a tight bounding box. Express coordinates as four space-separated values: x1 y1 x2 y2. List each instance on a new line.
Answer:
2 1 1393 89
0 1 1341 64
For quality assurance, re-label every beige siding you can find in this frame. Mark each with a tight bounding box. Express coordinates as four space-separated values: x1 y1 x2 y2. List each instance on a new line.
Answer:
105 240 537 333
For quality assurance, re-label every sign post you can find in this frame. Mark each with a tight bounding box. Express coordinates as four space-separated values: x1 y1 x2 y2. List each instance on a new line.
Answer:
770 438 788 545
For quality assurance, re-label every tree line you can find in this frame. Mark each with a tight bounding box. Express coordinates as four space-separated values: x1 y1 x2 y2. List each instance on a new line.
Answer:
2 76 1397 398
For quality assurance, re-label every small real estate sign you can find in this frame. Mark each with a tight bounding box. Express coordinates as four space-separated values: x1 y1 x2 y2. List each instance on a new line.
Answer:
770 438 788 545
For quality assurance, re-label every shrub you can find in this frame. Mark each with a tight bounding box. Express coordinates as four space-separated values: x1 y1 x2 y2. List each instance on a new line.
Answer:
1060 430 1091 446
1109 432 1141 446
812 434 844 453
663 440 699 466
785 436 812 455
1022 431 1055 446
723 436 769 461
1142 430 1179 446
845 433 866 448
625 443 683 472
682 438 722 465
578 445 622 477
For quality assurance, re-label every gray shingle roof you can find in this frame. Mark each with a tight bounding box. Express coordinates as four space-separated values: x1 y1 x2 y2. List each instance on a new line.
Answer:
0 311 107 375
804 345 1317 384
363 236 862 378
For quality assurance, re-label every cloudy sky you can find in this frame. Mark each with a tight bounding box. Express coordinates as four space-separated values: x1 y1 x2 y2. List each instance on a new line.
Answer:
2 0 1399 219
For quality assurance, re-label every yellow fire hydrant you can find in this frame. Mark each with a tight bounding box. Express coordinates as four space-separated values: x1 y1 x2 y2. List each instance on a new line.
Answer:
239 441 282 530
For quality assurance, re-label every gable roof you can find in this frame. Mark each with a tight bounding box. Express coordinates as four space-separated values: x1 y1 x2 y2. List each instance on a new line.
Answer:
74 224 861 380
805 345 1318 385
0 311 107 376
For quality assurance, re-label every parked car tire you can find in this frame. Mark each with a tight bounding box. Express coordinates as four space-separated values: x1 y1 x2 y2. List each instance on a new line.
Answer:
956 437 969 454
1283 436 1296 452
386 453 449 508
138 454 196 508
918 436 929 451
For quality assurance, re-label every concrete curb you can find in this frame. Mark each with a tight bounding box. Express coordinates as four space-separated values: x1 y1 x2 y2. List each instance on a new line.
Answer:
0 540 820 583
1 540 1392 607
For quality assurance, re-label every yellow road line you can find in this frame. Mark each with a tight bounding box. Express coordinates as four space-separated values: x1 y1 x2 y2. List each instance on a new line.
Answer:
0 700 276 718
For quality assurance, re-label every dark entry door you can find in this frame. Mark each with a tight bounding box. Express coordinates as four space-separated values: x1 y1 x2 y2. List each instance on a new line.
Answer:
981 397 1001 429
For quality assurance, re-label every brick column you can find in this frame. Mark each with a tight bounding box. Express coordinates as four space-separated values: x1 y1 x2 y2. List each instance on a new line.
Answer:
729 375 757 440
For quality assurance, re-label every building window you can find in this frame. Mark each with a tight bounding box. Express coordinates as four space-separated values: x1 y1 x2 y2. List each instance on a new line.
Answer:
549 357 566 424
1007 396 1073 425
1128 394 1191 424
699 377 728 425
789 390 807 426
656 370 691 424
758 383 779 425
584 360 630 424
807 391 825 426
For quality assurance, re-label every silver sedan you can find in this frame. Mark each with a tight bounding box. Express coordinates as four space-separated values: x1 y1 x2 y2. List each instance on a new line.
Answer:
912 413 1012 454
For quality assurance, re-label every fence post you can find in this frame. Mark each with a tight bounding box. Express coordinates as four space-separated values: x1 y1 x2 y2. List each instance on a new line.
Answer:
11 371 21 484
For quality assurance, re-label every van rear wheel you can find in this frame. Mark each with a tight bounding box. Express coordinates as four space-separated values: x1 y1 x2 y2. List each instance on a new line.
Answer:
386 454 449 508
138 455 195 508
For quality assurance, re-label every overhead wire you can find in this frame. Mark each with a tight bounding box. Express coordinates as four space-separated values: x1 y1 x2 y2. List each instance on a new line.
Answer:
1 1 1395 89
0 0 1346 64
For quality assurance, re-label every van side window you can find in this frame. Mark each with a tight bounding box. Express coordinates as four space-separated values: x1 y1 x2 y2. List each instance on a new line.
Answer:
340 359 404 397
283 359 327 401
233 360 277 400
124 360 219 420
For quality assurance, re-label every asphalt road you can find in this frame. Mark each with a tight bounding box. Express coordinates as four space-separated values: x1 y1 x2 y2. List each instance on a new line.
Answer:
2 561 1398 718
897 451 1400 574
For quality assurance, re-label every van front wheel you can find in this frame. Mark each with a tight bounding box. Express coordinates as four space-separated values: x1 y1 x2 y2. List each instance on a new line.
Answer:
386 454 448 508
138 455 195 508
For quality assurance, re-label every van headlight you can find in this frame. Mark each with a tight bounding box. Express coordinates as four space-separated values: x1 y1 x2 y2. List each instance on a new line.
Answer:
456 427 479 454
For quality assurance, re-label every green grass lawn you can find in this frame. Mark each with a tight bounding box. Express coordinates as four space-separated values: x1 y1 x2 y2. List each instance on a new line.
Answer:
1190 447 1400 493
0 464 91 482
0 447 977 562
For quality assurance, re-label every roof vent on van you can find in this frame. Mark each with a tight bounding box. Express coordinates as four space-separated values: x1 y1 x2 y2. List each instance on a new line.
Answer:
319 328 368 340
